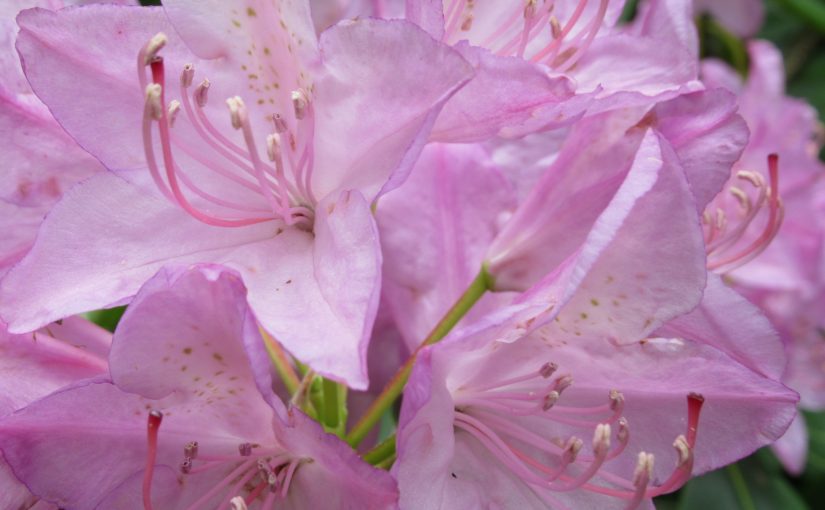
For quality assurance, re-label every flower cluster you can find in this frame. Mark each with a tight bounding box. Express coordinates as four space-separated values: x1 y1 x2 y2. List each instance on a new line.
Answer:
0 1 821 509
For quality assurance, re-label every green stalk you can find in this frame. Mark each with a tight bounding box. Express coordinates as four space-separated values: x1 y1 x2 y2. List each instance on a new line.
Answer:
323 378 340 428
345 267 493 447
726 464 757 510
775 0 825 34
362 434 397 466
260 329 300 395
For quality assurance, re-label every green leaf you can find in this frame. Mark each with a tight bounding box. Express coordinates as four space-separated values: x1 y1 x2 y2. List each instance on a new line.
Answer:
678 452 808 510
84 306 126 332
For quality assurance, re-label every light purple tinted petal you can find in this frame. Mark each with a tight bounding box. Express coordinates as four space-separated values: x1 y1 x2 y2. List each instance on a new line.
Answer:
378 143 516 349
404 0 444 39
110 265 282 426
771 413 808 475
656 274 787 379
430 42 575 143
0 171 276 332
310 18 473 200
309 189 381 388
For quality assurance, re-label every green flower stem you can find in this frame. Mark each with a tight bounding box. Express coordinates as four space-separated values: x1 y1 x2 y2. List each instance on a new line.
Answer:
726 464 757 510
362 434 397 466
706 17 748 76
345 267 493 447
322 378 340 428
775 0 825 34
260 328 300 395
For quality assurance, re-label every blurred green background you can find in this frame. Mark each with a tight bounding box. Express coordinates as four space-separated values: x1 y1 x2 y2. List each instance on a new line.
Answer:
132 0 825 507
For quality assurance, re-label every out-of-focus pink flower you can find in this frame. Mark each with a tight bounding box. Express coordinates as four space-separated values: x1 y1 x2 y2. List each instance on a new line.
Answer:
0 1 474 388
0 266 398 509
0 317 110 510
693 0 764 37
701 41 825 474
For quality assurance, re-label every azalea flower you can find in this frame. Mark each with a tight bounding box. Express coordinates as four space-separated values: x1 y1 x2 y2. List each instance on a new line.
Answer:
0 316 110 509
402 0 703 141
0 0 113 275
0 0 474 388
0 265 398 509
701 40 825 474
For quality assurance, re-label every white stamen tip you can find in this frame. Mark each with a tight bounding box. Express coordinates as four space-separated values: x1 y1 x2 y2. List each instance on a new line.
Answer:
563 437 583 463
550 16 562 38
230 496 248 510
181 64 195 88
226 96 246 129
673 435 691 466
183 441 199 459
542 390 560 411
617 417 629 443
524 0 537 19
266 133 282 162
633 452 655 486
539 362 558 378
271 113 288 133
609 390 624 411
167 100 181 127
554 374 573 393
593 424 611 453
143 33 168 65
145 83 163 120
291 89 309 120
195 79 210 107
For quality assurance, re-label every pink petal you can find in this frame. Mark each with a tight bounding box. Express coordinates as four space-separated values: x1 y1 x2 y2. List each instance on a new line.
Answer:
310 18 474 200
771 413 808 475
429 42 576 143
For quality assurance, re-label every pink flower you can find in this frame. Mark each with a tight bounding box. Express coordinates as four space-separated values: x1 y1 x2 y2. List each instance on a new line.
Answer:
0 0 110 275
393 261 796 509
693 0 764 37
0 316 110 510
701 41 825 473
0 265 398 509
405 0 703 141
0 1 474 388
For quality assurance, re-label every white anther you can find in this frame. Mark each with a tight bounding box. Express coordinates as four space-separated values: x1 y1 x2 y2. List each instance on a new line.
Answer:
167 100 181 127
145 83 163 120
633 452 655 486
270 113 288 133
539 362 558 378
593 424 611 453
736 170 763 188
143 32 167 65
195 79 210 107
524 0 537 19
729 186 751 212
549 15 562 38
715 208 726 230
617 417 629 443
230 497 248 510
180 457 192 474
291 89 309 120
542 390 560 411
226 96 246 129
266 133 282 162
673 435 691 466
563 437 583 462
183 441 199 459
181 63 195 88
554 374 573 393
460 14 474 31
609 390 624 411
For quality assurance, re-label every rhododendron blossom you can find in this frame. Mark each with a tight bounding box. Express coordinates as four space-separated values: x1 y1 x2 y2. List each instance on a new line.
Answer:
0 0 820 508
